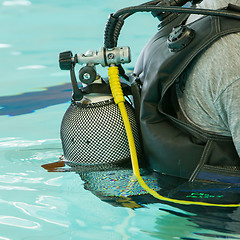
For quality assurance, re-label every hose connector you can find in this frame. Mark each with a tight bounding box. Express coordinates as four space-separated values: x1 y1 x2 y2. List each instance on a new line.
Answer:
108 66 125 104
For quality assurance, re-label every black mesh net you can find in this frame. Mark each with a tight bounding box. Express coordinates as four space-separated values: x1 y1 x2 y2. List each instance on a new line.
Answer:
60 98 142 165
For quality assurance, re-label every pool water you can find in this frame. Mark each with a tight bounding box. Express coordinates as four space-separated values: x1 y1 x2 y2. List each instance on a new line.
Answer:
0 0 240 239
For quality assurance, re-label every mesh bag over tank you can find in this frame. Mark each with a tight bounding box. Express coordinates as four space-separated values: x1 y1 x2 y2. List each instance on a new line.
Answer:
60 98 142 165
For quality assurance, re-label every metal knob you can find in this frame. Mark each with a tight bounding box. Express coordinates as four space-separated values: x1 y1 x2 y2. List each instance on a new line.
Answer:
79 66 97 84
59 51 74 70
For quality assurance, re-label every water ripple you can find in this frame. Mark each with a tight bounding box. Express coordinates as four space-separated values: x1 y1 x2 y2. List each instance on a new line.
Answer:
0 44 11 48
0 185 36 191
44 176 63 186
0 216 39 229
0 174 43 184
17 65 46 70
13 198 70 227
0 236 11 240
0 138 59 148
2 0 32 6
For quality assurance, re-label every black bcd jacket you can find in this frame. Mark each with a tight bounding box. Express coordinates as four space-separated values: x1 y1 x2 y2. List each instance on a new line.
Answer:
133 5 240 180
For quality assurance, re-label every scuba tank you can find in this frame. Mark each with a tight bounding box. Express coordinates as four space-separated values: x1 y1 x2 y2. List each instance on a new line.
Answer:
59 48 142 166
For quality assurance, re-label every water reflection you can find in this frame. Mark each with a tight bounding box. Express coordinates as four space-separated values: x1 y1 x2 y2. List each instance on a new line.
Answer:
144 176 240 239
71 162 161 209
42 160 240 238
150 204 240 239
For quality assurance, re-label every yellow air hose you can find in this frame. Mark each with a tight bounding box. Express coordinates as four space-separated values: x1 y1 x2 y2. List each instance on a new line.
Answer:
108 65 240 207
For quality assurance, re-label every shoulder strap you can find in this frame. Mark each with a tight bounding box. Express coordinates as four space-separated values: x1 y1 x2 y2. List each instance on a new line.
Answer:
160 14 240 103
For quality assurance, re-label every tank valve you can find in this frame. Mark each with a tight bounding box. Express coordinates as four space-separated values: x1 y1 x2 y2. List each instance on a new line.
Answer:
75 46 131 67
59 46 131 70
59 46 131 86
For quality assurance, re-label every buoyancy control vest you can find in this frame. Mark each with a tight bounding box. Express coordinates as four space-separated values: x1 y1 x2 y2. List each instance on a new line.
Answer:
133 5 240 180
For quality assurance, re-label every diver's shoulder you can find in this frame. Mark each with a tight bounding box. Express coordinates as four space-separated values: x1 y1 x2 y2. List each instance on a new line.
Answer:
207 32 240 60
197 32 240 64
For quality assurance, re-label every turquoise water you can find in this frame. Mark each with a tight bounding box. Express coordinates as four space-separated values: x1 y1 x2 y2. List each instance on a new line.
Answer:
1 0 240 239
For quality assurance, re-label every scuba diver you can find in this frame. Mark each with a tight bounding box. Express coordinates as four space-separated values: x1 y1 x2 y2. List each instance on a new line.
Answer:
43 0 240 207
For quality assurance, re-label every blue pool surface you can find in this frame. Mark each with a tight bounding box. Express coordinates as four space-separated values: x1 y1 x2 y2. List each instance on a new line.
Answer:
1 0 240 239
